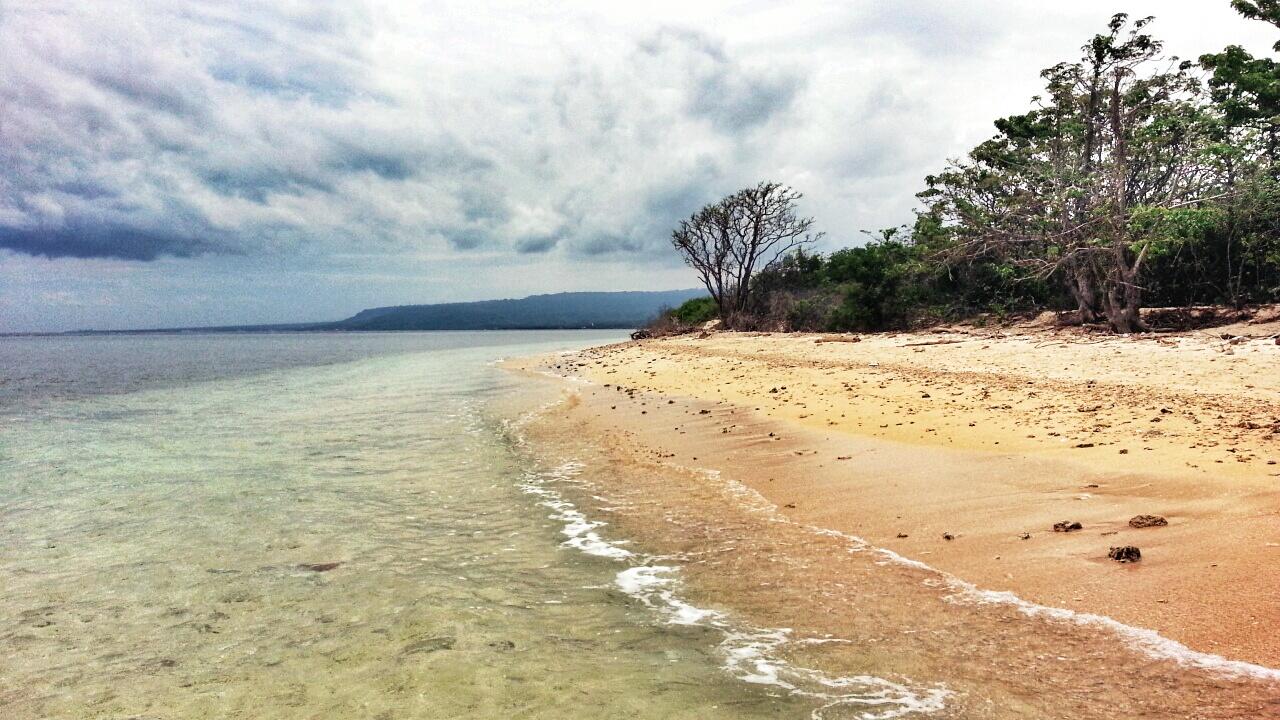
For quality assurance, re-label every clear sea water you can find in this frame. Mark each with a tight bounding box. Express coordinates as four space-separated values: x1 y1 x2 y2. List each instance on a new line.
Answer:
6 332 1276 720
0 331 830 719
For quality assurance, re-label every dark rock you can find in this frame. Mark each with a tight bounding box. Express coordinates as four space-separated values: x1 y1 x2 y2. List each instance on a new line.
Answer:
1128 515 1168 528
298 562 342 572
1108 546 1141 563
1053 521 1083 533
942 532 954 541
403 636 456 655
630 329 652 341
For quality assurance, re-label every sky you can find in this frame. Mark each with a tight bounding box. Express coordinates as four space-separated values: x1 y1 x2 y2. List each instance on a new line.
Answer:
1 1 1276 332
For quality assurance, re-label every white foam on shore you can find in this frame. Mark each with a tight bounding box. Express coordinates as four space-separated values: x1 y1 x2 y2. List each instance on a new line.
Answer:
615 565 723 626
853 535 1280 682
515 456 951 719
950 584 1280 682
519 461 634 560
722 478 1280 684
713 467 1280 682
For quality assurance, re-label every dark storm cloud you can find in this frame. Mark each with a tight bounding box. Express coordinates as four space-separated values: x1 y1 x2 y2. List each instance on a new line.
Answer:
515 235 559 254
446 228 489 251
638 27 805 132
85 66 210 120
643 157 724 222
689 73 804 131
53 181 120 201
456 186 511 225
0 220 219 261
198 167 334 203
575 234 646 256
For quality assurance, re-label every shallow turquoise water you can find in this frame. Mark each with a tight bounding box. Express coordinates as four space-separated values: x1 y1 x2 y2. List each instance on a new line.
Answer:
0 332 840 719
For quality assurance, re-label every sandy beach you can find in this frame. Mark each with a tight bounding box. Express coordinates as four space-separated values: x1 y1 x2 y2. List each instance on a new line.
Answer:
511 322 1280 682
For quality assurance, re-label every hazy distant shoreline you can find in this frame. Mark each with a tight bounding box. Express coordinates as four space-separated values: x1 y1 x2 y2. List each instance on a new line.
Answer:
5 289 703 337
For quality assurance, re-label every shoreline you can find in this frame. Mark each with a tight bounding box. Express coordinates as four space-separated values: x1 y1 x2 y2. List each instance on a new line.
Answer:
504 326 1280 679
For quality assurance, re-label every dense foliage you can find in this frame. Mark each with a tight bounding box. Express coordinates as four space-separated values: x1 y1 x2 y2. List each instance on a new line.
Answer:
668 4 1280 334
670 296 719 325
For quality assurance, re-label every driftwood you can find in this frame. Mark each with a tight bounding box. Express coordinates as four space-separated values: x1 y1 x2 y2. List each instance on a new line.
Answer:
902 339 967 348
815 336 862 344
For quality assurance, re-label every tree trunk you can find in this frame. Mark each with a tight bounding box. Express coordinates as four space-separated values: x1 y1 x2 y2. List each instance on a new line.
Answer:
1101 265 1146 333
1063 260 1101 323
1103 296 1143 333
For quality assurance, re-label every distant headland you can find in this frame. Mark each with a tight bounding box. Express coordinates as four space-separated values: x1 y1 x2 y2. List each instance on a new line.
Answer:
24 290 705 336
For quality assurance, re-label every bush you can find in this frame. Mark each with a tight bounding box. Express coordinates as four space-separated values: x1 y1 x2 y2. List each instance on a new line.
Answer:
637 297 718 339
671 296 718 325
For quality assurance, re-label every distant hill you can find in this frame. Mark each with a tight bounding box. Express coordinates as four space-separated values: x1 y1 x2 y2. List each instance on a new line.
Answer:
323 289 706 331
37 289 707 335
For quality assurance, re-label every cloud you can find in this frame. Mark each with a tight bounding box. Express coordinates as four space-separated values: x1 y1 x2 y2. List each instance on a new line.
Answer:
842 0 1007 58
640 27 806 131
0 2 821 263
515 235 559 254
0 222 217 261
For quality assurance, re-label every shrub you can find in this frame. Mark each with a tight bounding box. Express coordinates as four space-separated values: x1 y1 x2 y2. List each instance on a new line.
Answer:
637 297 718 339
671 296 718 325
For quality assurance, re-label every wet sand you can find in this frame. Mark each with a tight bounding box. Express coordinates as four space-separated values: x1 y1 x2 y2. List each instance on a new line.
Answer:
506 326 1280 717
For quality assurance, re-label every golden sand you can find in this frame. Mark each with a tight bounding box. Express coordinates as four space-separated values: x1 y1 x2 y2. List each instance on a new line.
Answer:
517 325 1280 668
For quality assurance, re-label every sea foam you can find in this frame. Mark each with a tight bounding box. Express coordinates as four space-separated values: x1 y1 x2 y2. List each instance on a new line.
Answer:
721 476 1280 683
516 456 951 720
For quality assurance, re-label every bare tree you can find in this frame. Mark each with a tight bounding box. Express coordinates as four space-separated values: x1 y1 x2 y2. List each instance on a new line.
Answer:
670 201 733 315
672 182 821 323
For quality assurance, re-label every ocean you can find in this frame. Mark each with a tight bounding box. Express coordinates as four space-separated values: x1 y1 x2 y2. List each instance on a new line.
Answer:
5 331 1276 720
0 331 914 719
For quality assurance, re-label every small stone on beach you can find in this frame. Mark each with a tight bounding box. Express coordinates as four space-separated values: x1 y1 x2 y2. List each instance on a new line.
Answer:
1108 546 1141 563
1128 515 1168 528
1053 521 1083 533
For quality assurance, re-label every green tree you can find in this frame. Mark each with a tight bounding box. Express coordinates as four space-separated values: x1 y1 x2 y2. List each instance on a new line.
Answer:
922 15 1216 332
